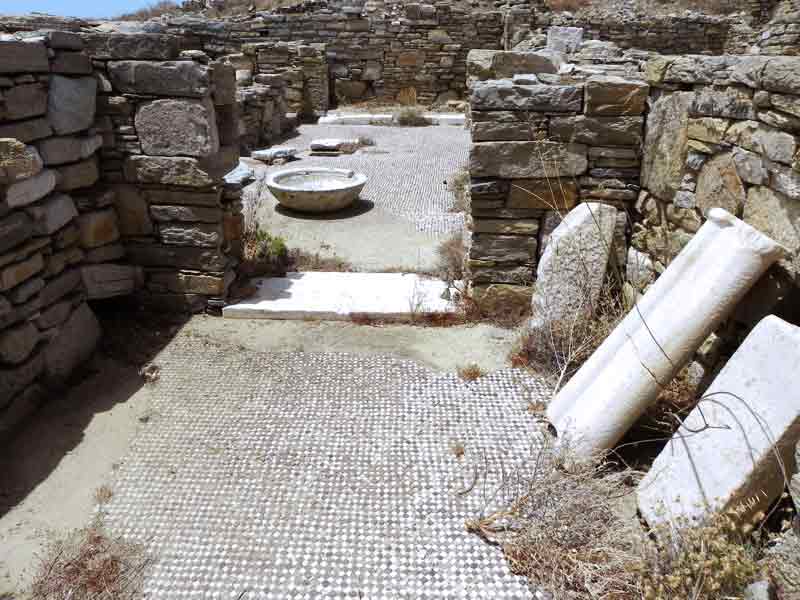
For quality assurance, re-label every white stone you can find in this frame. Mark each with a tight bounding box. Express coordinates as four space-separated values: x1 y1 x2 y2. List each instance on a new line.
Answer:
223 272 456 321
547 209 785 457
626 246 654 290
5 169 57 208
546 26 584 54
637 316 800 527
251 147 297 163
530 203 618 327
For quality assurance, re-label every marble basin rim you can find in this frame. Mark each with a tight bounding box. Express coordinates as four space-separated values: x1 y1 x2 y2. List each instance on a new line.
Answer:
266 167 368 213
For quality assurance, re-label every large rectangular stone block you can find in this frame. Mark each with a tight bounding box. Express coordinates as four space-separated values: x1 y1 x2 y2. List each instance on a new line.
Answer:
0 41 49 74
550 115 644 147
108 61 211 98
4 83 48 121
584 75 649 116
0 117 53 143
123 156 214 188
135 98 220 158
470 81 582 112
470 141 588 178
125 244 228 271
80 33 180 60
43 303 101 381
638 316 800 527
26 193 78 236
47 75 97 136
82 264 140 299
6 169 57 208
37 134 103 166
54 157 99 192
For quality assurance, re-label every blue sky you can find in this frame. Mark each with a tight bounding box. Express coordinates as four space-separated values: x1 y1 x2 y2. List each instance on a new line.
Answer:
0 0 171 19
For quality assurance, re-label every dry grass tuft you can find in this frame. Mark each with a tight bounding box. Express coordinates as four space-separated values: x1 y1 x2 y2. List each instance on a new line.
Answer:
434 233 466 284
94 485 114 505
467 443 642 600
289 250 353 272
457 363 485 381
447 168 470 214
393 106 432 127
29 520 152 600
509 279 625 388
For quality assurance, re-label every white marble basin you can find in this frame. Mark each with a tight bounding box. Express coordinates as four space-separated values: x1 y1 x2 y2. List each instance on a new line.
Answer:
266 167 367 213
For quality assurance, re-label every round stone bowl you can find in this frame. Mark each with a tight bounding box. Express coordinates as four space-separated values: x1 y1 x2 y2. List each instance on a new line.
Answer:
266 167 368 213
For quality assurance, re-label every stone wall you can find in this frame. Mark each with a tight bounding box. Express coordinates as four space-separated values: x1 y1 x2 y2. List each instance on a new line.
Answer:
758 0 800 55
466 47 647 300
87 32 244 313
638 54 800 327
0 34 106 440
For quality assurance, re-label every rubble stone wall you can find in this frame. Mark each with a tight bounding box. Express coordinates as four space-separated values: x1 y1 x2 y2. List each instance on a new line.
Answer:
0 34 106 440
637 54 800 329
466 49 646 300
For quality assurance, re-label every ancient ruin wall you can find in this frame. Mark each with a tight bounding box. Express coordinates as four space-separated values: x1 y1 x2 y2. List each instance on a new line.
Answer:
0 31 248 439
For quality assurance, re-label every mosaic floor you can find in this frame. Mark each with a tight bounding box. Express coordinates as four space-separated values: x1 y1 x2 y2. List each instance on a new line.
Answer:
259 124 470 235
103 339 550 599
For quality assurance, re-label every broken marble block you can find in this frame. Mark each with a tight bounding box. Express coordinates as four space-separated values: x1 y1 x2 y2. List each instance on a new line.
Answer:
309 138 359 154
637 315 800 527
251 147 298 164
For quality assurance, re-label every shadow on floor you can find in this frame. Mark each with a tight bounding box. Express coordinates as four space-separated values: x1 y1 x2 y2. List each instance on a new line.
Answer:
275 198 375 220
0 297 188 519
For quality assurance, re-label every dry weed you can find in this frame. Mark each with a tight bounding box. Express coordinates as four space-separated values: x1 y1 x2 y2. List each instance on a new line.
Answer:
29 519 151 600
94 485 114 505
435 233 466 283
467 443 642 600
393 106 431 127
289 250 353 272
457 363 485 381
447 168 470 214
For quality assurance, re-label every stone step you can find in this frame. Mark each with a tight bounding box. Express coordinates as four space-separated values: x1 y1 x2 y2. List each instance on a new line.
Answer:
317 112 466 126
222 272 456 321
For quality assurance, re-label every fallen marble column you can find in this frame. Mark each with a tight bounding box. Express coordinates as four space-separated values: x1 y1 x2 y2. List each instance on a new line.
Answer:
637 315 800 527
547 208 785 457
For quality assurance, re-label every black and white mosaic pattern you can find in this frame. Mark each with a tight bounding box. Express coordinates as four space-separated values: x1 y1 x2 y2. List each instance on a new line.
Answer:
104 339 550 599
260 124 470 235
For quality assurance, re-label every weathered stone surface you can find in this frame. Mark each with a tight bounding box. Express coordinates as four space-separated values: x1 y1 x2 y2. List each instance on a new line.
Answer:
77 208 120 249
8 275 43 304
638 316 800 527
148 271 227 295
770 93 800 118
81 264 140 299
136 98 220 158
210 62 236 105
470 81 582 112
725 120 797 165
758 108 800 133
0 212 34 255
39 267 81 307
47 76 97 135
0 117 52 143
492 50 562 78
36 300 73 330
0 321 39 365
159 223 221 247
149 204 222 223
470 141 588 178
84 243 125 264
547 26 583 53
0 351 43 409
5 169 57 208
125 244 227 271
695 153 747 216
123 156 214 187
584 76 649 116
113 185 153 236
44 303 101 380
732 147 768 185
0 252 43 292
507 178 578 210
143 189 221 207
36 134 102 166
80 33 180 60
44 246 84 279
691 86 757 119
762 57 800 94
199 145 239 180
687 117 729 144
770 162 800 200
51 51 92 75
4 83 48 121
466 49 497 80
469 233 537 264
54 157 99 191
531 203 618 325
642 91 692 202
108 61 210 97
0 140 42 184
550 115 644 147
0 41 49 74
472 219 538 235
743 186 800 278
47 31 84 50
626 246 654 290
26 192 77 236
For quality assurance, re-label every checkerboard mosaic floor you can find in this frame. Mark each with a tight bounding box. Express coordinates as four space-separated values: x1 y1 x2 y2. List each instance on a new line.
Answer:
260 124 470 235
103 339 550 599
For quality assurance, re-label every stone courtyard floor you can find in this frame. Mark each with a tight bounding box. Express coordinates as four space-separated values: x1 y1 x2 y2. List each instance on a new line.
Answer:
247 123 469 273
0 317 547 598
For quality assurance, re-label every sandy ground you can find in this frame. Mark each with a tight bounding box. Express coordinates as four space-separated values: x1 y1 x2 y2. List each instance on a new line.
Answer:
0 315 521 596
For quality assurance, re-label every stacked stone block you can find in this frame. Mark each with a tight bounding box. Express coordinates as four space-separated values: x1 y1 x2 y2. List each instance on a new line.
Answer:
466 49 647 299
90 33 243 312
638 55 800 310
0 35 106 440
244 41 329 116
